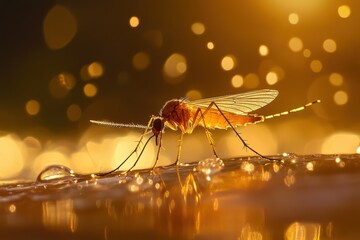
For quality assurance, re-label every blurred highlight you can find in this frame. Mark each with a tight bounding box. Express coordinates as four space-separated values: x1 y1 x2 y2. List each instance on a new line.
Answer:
25 99 41 116
338 5 351 18
129 16 140 28
43 5 77 50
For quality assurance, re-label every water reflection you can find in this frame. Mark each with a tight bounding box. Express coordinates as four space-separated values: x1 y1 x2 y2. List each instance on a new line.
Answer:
285 222 321 240
1 155 360 239
42 199 78 232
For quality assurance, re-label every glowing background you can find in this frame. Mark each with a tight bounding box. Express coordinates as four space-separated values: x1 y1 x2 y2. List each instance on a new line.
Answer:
0 1 359 180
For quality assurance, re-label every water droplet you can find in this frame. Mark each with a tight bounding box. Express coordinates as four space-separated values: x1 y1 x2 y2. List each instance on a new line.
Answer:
36 165 76 183
195 158 224 175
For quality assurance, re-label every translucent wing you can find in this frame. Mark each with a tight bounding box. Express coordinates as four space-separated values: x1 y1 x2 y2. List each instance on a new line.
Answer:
187 89 279 115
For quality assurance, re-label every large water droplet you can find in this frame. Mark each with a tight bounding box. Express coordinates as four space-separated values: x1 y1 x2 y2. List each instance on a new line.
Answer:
194 158 224 175
36 165 76 183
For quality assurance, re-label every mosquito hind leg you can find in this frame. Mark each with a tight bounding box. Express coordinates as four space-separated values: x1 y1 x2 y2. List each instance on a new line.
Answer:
209 102 274 161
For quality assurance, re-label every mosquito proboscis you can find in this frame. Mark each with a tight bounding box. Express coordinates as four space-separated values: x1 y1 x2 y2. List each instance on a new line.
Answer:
90 89 320 176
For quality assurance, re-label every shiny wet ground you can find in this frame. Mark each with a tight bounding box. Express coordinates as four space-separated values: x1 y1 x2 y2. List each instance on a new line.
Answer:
1 154 360 239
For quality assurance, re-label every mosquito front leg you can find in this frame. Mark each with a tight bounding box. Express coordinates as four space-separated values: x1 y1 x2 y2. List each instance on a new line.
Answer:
126 134 155 173
151 131 163 169
96 116 155 176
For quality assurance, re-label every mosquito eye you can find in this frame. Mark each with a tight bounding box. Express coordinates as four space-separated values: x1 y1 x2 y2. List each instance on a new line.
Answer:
152 118 164 133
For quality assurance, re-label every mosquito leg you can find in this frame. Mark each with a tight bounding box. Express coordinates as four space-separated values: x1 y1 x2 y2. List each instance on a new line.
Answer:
175 132 184 165
207 102 274 161
191 107 219 158
96 117 154 176
97 147 138 176
151 131 163 170
125 135 155 174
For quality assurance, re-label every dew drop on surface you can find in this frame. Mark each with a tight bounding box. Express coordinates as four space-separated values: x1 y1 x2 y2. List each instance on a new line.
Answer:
195 158 224 175
36 165 75 183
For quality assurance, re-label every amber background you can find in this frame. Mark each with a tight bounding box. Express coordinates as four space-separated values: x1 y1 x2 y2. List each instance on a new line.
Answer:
0 1 359 180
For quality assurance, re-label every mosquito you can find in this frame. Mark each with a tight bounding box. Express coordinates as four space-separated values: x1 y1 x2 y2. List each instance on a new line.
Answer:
90 89 320 176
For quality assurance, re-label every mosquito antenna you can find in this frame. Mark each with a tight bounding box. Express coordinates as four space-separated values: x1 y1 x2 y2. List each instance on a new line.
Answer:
90 120 149 129
96 134 155 176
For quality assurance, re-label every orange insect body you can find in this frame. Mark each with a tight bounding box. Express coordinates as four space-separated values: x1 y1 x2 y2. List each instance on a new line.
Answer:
90 89 320 175
160 99 192 133
190 108 264 129
160 99 264 132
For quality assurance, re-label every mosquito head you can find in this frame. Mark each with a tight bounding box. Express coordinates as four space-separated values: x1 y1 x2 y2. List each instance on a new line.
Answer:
152 117 164 145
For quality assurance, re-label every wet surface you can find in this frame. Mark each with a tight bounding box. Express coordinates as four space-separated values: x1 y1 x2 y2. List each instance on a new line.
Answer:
1 154 360 239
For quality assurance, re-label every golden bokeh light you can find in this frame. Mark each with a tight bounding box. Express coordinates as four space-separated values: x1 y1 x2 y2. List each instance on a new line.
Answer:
323 39 337 53
338 5 351 19
231 75 244 88
129 16 140 28
49 73 76 98
285 222 321 240
259 45 269 56
288 37 303 52
288 13 299 25
66 104 82 122
241 161 255 173
88 62 104 79
221 55 236 71
333 90 348 105
43 5 77 50
321 132 358 154
329 73 344 86
0 135 25 179
266 71 278 85
306 162 314 171
243 73 260 89
191 22 205 35
83 83 98 97
163 53 187 83
185 89 202 101
207 41 214 50
310 60 322 73
25 99 41 116
9 204 16 213
303 49 311 58
132 52 150 70
357 146 360 154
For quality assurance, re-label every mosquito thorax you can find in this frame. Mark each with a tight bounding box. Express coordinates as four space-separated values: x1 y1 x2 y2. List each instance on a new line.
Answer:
159 99 181 119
